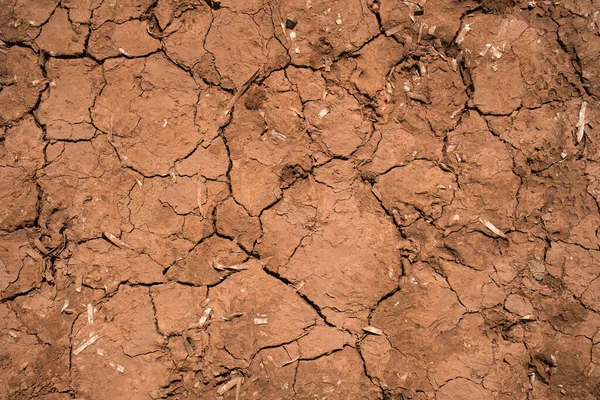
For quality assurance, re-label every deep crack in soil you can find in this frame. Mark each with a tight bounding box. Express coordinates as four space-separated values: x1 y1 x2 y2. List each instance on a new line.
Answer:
1 0 600 399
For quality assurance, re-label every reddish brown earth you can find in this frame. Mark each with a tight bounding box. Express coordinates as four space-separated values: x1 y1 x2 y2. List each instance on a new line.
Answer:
1 0 600 399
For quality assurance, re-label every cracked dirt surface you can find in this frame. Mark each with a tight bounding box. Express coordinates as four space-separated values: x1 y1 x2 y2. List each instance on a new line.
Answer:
1 0 600 399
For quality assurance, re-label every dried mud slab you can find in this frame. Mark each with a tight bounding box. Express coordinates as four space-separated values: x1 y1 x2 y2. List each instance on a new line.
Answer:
71 286 176 399
215 198 262 251
259 175 401 330
274 0 379 69
1 116 44 173
204 9 280 89
0 46 44 124
357 122 444 175
0 166 38 232
350 36 405 98
38 137 135 241
0 230 42 299
63 239 164 293
90 0 154 28
225 92 315 215
150 282 207 335
91 54 202 175
362 263 529 398
123 175 221 266
295 347 380 398
88 20 161 59
0 0 58 42
196 259 319 378
379 0 476 45
37 58 103 140
304 88 371 157
162 5 213 69
0 301 70 399
559 14 600 99
517 161 600 249
441 113 520 233
166 235 247 285
486 102 579 171
375 160 456 224
35 8 88 56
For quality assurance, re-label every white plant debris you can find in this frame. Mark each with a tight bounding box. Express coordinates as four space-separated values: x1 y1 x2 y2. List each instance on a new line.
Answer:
103 232 132 249
253 317 268 325
75 274 83 293
455 23 471 45
479 217 507 238
577 101 588 143
217 375 243 395
73 334 101 356
198 307 212 328
363 326 384 335
61 299 70 313
87 303 94 325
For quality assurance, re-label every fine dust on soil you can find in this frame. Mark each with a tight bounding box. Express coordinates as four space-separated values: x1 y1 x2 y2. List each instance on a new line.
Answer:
0 0 600 399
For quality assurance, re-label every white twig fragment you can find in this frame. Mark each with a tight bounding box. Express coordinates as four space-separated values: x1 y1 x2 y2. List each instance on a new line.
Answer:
109 361 125 373
217 376 244 395
253 317 268 325
281 356 300 367
87 304 94 325
450 58 458 72
336 13 342 25
479 218 507 238
455 23 471 45
198 307 212 328
223 264 249 271
75 274 83 293
363 326 384 335
61 299 70 313
103 232 132 249
212 262 225 271
222 312 244 321
385 25 403 36
73 334 100 355
576 101 588 143
8 330 18 339
270 129 287 139
480 43 492 56
318 108 329 119
118 48 129 56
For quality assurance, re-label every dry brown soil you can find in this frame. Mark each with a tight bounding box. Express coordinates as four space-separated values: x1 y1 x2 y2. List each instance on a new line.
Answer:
1 0 600 399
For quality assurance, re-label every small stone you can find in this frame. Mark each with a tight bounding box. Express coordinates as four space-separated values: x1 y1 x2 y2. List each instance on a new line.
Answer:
285 18 297 29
